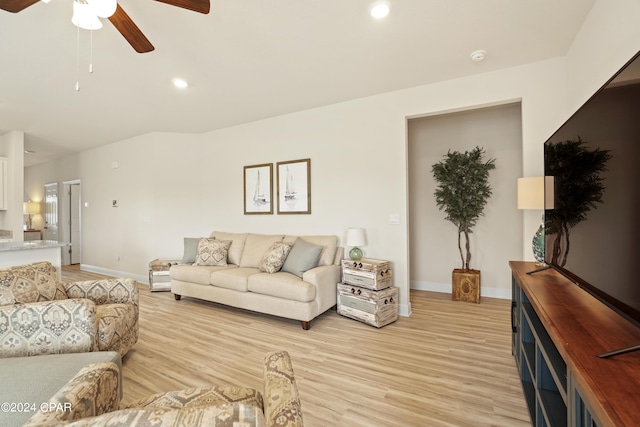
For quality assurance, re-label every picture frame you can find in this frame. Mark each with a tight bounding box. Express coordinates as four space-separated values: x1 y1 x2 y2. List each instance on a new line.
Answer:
244 163 273 215
277 158 311 214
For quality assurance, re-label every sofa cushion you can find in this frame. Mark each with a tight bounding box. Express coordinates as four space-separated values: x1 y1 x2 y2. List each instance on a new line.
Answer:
195 239 232 266
284 235 338 266
281 238 323 278
0 287 16 306
171 264 236 285
248 273 316 303
181 237 201 264
0 262 67 304
210 232 248 266
239 234 285 268
258 242 293 274
0 298 98 358
210 268 259 292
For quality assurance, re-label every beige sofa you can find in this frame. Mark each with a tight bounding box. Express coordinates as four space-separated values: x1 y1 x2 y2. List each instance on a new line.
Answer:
0 261 138 358
24 351 303 427
171 232 343 330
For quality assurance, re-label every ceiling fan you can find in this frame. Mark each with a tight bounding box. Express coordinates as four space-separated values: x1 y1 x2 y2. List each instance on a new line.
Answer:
0 0 210 53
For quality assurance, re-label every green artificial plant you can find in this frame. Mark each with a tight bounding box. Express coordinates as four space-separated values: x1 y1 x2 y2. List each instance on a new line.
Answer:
432 146 496 270
544 138 611 267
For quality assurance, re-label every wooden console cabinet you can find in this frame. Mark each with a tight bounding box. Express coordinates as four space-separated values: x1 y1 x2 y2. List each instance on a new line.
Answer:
510 261 640 427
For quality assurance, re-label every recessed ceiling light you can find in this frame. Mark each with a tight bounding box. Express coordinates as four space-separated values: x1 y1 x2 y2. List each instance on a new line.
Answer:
172 78 188 89
24 150 36 154
470 50 487 62
370 1 390 19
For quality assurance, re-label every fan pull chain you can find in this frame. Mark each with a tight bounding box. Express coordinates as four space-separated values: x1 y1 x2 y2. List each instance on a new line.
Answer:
89 29 94 74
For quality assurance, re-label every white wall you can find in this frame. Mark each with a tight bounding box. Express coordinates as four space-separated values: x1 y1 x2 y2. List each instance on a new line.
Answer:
566 0 640 112
25 58 567 317
23 0 640 316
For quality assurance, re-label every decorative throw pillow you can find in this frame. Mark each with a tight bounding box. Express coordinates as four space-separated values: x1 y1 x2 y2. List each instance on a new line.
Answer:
194 239 232 266
281 238 323 278
0 287 16 306
181 237 201 264
258 242 293 274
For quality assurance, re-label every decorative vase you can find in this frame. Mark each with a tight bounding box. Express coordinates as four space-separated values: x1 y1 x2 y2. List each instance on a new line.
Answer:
349 246 363 261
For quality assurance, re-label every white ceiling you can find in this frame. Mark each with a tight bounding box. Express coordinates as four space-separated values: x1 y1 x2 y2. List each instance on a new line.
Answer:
0 0 596 167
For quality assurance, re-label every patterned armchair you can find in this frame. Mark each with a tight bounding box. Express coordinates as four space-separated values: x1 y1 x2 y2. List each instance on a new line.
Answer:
0 261 138 358
24 351 304 427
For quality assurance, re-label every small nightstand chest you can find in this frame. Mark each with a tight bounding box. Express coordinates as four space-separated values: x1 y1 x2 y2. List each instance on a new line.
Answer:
338 258 398 328
341 258 392 290
148 258 179 292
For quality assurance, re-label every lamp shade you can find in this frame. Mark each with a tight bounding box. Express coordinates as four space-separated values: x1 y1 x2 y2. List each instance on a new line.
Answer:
346 228 366 247
23 201 40 215
72 0 103 30
517 176 554 210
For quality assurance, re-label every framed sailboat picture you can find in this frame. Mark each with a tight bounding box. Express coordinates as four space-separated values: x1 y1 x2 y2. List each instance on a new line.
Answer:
277 158 311 214
244 163 273 214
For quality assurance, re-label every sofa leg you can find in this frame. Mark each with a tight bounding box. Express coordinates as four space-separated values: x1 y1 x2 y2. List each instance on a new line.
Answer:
301 321 310 330
174 294 181 301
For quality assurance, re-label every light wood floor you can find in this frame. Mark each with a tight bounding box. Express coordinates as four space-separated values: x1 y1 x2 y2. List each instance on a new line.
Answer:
62 265 530 427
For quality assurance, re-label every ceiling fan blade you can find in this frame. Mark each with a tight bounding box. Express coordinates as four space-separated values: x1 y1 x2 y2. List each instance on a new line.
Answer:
108 4 155 53
0 0 39 13
154 0 210 14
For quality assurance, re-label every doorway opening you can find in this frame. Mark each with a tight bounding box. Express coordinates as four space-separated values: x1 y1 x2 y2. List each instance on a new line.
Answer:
43 182 58 242
61 180 82 265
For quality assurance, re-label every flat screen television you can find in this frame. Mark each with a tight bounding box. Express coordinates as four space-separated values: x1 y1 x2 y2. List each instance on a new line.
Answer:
543 51 640 357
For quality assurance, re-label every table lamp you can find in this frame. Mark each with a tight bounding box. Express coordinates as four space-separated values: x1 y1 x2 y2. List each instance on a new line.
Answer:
346 228 366 261
23 201 40 231
517 176 554 264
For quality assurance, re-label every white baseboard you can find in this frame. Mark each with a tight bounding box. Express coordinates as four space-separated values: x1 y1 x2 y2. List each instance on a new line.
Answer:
80 264 148 285
398 303 411 317
410 280 512 300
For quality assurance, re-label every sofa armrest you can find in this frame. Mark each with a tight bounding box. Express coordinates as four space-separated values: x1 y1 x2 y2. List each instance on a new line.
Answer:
263 351 303 427
0 299 98 358
302 264 340 287
302 264 340 308
64 278 139 309
23 361 121 426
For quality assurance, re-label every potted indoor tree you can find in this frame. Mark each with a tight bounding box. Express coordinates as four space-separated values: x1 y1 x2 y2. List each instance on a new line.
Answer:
432 146 496 303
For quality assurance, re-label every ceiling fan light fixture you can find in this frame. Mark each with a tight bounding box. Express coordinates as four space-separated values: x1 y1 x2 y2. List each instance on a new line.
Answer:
87 0 117 18
370 1 390 19
72 0 103 30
